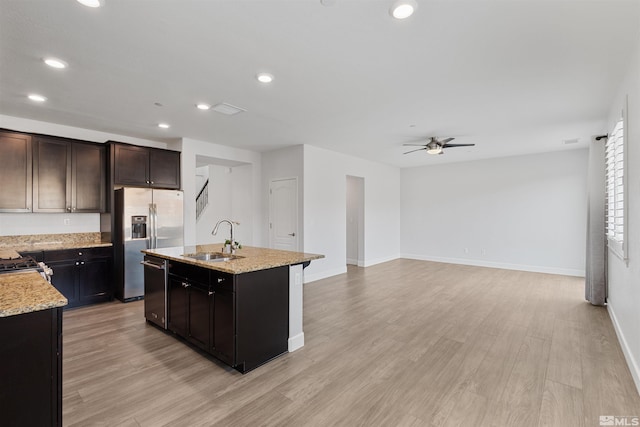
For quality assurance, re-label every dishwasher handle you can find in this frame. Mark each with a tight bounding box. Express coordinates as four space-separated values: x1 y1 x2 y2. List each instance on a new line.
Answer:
141 260 165 270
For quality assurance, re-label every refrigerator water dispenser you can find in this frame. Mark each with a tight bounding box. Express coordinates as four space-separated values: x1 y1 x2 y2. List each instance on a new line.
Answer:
131 216 147 239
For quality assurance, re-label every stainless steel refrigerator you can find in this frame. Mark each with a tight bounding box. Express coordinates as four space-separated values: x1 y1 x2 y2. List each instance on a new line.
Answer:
114 188 183 301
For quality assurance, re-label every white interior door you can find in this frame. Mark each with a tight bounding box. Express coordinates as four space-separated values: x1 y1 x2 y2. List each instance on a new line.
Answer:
269 178 298 251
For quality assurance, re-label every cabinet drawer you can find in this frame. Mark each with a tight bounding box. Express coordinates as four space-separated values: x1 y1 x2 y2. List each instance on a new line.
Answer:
213 272 234 292
169 261 210 285
45 249 83 262
44 246 112 262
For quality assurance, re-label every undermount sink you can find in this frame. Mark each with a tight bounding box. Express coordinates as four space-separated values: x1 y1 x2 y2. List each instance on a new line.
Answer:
182 252 243 262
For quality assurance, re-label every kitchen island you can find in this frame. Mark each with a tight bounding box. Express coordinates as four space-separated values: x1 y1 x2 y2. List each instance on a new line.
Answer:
0 267 67 427
142 245 322 373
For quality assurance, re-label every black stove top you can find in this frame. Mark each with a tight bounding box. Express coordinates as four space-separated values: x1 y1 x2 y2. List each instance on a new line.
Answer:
0 256 40 274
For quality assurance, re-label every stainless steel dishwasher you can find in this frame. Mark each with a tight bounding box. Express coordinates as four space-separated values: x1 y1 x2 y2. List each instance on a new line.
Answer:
142 255 168 329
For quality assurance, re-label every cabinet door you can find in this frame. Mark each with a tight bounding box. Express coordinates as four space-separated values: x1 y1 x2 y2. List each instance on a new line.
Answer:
188 285 211 350
48 260 79 308
213 288 235 365
72 143 106 212
79 257 111 304
0 131 32 212
113 143 150 186
168 276 188 337
149 148 180 189
33 137 72 213
0 308 60 426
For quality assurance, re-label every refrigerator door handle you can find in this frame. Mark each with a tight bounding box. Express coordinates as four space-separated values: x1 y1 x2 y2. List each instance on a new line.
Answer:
148 203 155 249
152 203 159 249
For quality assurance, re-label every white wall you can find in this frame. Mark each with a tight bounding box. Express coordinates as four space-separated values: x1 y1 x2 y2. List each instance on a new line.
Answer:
0 213 99 236
180 137 262 247
196 165 232 245
401 149 588 276
261 145 304 249
0 114 167 236
303 145 401 282
606 27 640 394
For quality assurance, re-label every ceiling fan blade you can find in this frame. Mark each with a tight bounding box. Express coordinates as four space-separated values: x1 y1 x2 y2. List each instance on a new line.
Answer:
402 143 428 146
440 137 455 144
403 147 427 155
442 143 475 148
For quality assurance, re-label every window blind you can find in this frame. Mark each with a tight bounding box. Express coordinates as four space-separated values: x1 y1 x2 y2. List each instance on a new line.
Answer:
605 119 624 251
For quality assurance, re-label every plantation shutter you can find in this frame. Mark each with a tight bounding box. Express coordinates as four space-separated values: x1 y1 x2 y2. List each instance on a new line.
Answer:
605 119 624 247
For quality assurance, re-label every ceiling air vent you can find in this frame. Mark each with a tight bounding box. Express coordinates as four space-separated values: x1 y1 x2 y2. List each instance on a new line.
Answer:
563 138 579 145
212 103 246 116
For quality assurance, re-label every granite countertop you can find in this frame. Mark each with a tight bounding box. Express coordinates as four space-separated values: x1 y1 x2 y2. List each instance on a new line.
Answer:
0 271 68 317
0 232 112 253
143 245 324 274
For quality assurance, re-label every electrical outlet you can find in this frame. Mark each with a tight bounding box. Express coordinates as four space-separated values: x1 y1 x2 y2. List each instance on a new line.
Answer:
63 218 71 226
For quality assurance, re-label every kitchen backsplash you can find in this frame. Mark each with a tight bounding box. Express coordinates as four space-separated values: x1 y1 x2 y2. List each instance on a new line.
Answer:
0 213 100 236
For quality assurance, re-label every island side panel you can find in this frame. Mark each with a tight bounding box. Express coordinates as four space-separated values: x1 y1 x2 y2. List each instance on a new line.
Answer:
235 266 289 373
288 263 304 352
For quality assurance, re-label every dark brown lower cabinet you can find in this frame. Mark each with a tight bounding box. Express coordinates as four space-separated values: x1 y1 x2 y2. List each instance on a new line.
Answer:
164 262 289 373
0 307 62 427
45 247 113 309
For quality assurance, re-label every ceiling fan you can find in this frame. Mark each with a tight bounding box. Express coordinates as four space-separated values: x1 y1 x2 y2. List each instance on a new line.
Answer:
403 137 475 155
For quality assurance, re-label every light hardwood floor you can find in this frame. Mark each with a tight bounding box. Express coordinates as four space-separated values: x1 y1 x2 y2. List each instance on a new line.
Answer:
62 260 640 426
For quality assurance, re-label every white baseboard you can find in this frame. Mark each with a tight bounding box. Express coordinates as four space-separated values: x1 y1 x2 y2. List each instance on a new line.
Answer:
346 258 358 266
400 253 585 277
288 332 305 352
608 303 640 396
304 266 347 283
363 254 400 267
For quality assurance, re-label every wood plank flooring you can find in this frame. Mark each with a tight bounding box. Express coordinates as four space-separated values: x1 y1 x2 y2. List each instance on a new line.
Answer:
62 260 640 426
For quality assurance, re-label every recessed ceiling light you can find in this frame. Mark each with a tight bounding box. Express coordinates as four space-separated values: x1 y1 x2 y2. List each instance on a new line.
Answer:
76 0 102 7
390 0 417 19
256 73 274 83
43 57 68 69
28 94 47 102
196 103 211 110
212 103 246 116
158 123 170 129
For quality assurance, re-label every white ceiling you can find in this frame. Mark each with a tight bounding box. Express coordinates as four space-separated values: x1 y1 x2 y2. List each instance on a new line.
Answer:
1 0 638 168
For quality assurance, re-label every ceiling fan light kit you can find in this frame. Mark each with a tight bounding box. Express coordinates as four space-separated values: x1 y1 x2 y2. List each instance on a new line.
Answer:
403 137 475 155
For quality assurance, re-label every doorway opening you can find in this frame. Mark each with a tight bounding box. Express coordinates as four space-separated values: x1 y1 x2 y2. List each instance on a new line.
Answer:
346 175 364 266
195 155 252 246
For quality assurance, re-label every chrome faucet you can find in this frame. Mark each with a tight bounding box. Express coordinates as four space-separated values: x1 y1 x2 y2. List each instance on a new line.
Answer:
212 220 239 253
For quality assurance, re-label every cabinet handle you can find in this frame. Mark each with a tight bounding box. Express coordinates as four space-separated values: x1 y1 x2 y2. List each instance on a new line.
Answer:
75 261 79 266
146 180 150 184
150 181 154 184
78 252 83 256
80 261 85 265
182 282 190 288
208 291 214 296
217 278 224 283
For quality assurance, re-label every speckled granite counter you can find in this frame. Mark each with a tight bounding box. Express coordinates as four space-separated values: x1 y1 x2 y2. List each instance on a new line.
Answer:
0 271 68 317
143 244 323 274
0 232 112 252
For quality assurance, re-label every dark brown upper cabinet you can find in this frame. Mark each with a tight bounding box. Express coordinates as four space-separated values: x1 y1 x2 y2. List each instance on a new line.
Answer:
112 142 180 189
33 136 106 213
0 131 33 212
